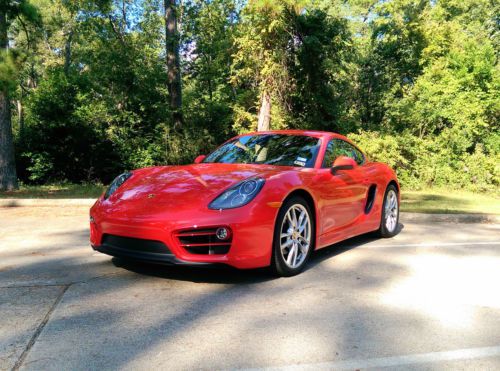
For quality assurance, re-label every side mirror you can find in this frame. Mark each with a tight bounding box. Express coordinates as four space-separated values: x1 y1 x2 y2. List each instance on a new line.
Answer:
194 155 206 164
331 156 357 175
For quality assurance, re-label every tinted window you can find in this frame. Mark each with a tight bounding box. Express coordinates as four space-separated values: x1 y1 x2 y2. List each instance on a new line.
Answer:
204 134 320 168
322 141 338 168
322 139 365 168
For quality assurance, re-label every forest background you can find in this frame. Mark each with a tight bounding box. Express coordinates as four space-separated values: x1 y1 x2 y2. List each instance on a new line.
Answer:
0 0 498 194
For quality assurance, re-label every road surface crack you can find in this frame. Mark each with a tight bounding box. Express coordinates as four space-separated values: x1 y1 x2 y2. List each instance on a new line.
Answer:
11 284 70 371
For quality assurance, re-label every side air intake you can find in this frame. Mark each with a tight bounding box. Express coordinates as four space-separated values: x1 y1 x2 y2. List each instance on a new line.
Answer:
175 228 232 255
365 185 377 214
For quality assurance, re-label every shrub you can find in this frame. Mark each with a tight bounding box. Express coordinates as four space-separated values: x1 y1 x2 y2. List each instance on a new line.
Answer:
349 130 499 193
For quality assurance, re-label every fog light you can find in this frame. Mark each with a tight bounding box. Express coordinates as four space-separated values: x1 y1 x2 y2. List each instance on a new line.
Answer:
215 227 230 241
90 216 95 223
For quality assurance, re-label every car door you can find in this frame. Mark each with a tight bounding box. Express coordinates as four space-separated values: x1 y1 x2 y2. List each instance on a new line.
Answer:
313 139 369 240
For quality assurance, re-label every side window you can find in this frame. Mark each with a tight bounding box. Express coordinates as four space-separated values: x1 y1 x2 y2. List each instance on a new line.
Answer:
321 140 337 168
321 139 365 168
352 147 365 165
338 140 365 165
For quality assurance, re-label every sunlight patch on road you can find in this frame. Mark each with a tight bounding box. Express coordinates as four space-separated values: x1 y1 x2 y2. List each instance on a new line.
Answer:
244 345 500 370
381 253 500 328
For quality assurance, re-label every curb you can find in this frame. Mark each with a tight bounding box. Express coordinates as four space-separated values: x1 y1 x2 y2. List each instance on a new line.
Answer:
400 212 500 224
1 198 498 224
0 198 96 207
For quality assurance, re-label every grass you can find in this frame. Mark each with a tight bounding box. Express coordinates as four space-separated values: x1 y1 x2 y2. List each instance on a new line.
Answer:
0 183 105 199
401 189 500 215
1 183 499 215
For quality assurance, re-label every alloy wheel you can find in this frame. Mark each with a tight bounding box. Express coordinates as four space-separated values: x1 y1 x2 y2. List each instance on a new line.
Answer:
385 189 398 233
279 204 311 269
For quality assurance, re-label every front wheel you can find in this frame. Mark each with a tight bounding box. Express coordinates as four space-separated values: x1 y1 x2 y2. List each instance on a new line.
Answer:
377 184 399 238
271 197 315 276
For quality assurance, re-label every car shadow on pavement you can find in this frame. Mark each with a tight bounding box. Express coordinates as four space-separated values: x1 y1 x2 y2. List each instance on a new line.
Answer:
111 258 275 285
111 223 405 284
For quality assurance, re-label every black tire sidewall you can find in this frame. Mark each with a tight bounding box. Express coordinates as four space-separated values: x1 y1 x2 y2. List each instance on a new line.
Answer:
271 196 315 276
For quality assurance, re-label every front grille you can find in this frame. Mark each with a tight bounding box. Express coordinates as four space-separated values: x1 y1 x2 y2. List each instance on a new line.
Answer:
101 234 172 255
175 228 231 255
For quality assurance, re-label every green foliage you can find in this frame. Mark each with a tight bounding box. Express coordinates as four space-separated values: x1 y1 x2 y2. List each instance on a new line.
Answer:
182 0 240 142
230 1 355 132
350 130 500 193
21 151 53 182
230 0 294 131
0 0 41 23
0 182 105 198
0 50 19 91
347 0 499 192
1 0 497 193
17 70 121 183
0 0 40 92
286 9 354 132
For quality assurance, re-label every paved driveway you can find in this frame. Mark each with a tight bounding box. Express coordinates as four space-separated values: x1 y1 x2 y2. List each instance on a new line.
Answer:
1 206 499 370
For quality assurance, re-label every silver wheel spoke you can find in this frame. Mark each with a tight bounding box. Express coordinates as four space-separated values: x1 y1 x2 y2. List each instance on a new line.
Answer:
297 210 305 229
287 244 297 265
298 217 308 233
298 237 309 253
292 244 298 266
291 209 298 227
281 239 293 250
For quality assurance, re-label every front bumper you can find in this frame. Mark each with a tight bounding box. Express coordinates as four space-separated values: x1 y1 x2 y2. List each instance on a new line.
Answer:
92 243 214 266
89 198 279 269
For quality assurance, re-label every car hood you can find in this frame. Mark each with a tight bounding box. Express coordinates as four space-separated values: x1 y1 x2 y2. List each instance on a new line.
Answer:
103 163 285 214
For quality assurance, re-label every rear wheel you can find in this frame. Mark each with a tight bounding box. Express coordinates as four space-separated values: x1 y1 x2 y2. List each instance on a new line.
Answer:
377 184 399 238
271 197 314 276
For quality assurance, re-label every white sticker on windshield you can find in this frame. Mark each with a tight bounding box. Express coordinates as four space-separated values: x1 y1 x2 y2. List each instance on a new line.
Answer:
297 156 307 162
294 160 306 167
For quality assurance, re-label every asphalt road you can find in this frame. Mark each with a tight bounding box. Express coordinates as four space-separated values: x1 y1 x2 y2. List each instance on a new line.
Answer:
1 206 499 370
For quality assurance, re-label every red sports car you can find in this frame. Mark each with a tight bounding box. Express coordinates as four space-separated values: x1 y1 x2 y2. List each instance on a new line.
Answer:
90 130 400 276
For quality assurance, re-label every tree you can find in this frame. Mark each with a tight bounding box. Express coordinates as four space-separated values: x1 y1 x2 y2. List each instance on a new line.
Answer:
357 0 428 130
231 1 352 132
165 0 182 128
231 1 303 132
285 7 353 132
182 0 239 144
0 0 39 190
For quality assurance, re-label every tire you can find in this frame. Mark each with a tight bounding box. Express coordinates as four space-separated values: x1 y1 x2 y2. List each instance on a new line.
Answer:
377 184 399 238
271 196 315 277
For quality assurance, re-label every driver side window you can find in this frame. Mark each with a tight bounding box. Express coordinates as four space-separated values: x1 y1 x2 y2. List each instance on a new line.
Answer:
322 139 365 168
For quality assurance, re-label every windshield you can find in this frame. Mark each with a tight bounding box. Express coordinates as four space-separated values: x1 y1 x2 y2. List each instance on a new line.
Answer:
203 134 320 168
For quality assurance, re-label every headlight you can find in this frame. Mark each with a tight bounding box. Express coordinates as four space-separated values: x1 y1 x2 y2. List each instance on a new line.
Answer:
209 178 265 210
104 172 132 199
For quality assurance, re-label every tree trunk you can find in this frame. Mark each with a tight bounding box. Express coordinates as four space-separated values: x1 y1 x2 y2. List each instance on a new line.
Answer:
63 29 73 76
0 10 18 191
257 91 271 131
16 99 24 134
164 0 183 129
